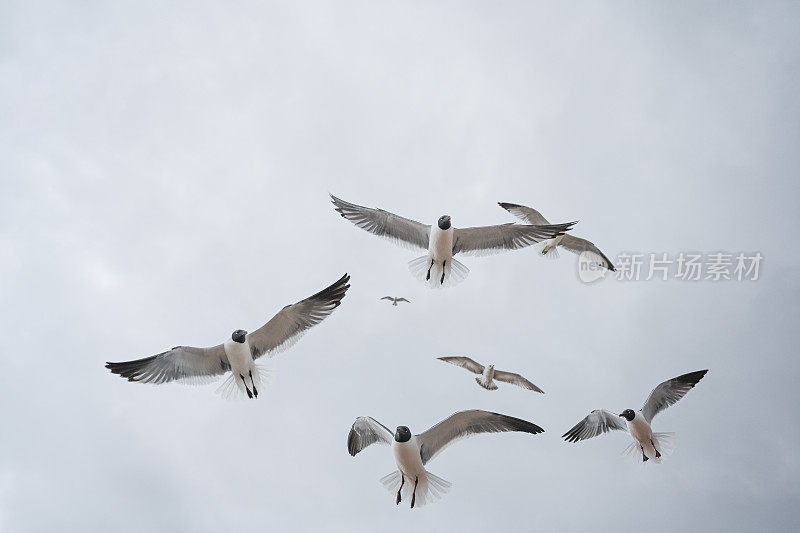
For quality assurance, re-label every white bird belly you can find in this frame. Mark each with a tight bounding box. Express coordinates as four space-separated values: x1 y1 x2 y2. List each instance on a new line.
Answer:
428 226 454 263
224 339 254 376
627 413 656 452
392 438 426 479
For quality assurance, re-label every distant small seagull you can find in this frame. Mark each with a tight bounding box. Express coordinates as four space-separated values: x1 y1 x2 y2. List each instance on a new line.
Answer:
331 194 576 288
438 356 544 393
347 410 544 508
498 202 615 271
562 370 708 462
106 274 350 399
381 296 411 306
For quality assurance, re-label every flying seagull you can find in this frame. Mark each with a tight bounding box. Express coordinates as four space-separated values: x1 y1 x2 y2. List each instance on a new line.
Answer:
562 369 708 462
106 273 351 399
331 194 576 288
381 296 411 306
498 202 615 271
348 410 544 508
438 356 544 393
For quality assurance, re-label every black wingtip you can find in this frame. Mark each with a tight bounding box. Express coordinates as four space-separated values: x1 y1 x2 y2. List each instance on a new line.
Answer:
105 355 159 382
498 202 522 210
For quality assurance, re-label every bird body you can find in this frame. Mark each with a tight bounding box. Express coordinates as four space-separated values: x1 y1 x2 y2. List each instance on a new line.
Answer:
380 296 410 306
331 194 576 288
428 221 454 265
562 370 708 463
348 410 544 508
106 274 351 399
438 356 544 393
476 364 497 390
498 202 615 271
625 410 658 461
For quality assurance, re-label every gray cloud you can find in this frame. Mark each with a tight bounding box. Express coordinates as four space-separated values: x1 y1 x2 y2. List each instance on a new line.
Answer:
1 1 799 531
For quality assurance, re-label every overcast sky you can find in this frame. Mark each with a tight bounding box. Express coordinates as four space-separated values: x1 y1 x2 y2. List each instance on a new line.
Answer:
1 1 799 531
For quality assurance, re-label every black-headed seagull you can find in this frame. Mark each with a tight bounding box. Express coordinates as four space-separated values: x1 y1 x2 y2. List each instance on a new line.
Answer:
438 356 544 393
331 194 576 288
106 274 350 399
347 410 544 508
498 202 615 271
562 370 708 462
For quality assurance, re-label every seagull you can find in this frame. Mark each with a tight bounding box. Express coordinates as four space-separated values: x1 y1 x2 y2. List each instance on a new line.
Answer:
331 194 576 288
498 202 615 271
347 410 544 508
438 356 544 393
562 369 708 462
381 296 411 306
106 274 351 399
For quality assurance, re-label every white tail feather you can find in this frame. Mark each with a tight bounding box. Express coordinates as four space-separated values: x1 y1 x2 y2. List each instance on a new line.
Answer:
475 376 498 390
380 470 451 508
622 432 676 464
535 239 560 260
215 364 272 400
408 256 469 289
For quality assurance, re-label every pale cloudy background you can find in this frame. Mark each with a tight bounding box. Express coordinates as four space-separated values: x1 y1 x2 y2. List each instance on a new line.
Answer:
1 1 798 531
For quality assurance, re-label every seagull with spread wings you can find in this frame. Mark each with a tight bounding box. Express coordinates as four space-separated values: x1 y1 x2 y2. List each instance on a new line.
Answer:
438 356 544 393
498 202 615 271
380 296 410 306
331 194 576 288
348 410 544 508
562 370 708 462
106 274 350 399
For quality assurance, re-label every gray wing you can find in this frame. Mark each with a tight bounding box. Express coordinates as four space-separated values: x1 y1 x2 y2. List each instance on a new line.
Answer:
347 416 394 456
452 222 576 256
559 234 616 272
641 370 708 423
106 344 230 385
247 273 350 360
497 202 551 225
330 194 430 251
493 370 545 393
395 297 411 303
417 410 544 465
437 356 485 375
380 296 394 300
562 409 627 443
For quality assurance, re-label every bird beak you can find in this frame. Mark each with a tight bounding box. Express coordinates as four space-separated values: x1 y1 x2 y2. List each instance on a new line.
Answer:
618 413 625 418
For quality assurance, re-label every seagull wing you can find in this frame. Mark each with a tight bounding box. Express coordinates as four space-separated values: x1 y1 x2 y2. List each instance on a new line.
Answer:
247 273 350 360
106 344 230 385
493 370 545 393
562 409 628 443
380 296 394 300
330 194 431 251
347 416 394 456
451 222 576 257
497 202 551 225
641 370 708 423
437 356 485 375
395 297 410 303
559 234 616 272
416 410 544 465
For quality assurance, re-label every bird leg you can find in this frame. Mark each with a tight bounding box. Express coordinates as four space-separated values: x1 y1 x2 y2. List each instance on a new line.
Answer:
640 445 649 462
426 259 434 281
650 438 661 458
410 475 419 508
240 373 253 399
440 260 446 284
249 370 258 398
396 474 405 505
